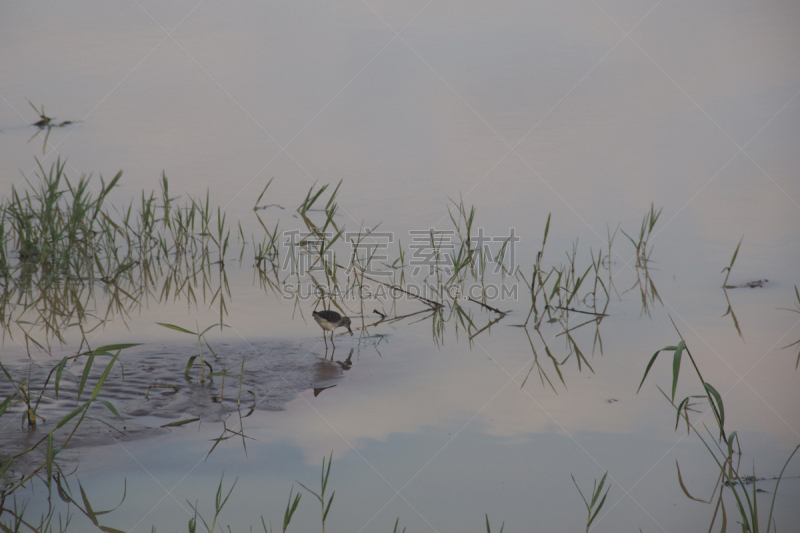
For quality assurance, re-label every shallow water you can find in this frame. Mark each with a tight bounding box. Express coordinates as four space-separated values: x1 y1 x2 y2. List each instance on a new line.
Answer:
2 1 800 531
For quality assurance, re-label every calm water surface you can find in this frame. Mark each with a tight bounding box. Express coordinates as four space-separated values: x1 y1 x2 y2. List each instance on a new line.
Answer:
1 1 799 531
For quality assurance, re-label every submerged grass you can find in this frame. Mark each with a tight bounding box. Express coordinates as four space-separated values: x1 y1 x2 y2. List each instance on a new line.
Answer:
1 343 139 499
0 160 240 352
187 474 237 533
620 202 661 268
721 236 744 288
156 321 226 382
0 163 612 363
3 451 606 532
638 320 800 532
297 452 335 533
571 471 609 533
1 159 795 531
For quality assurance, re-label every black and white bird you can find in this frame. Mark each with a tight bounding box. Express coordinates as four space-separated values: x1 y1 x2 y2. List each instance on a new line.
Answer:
312 310 353 348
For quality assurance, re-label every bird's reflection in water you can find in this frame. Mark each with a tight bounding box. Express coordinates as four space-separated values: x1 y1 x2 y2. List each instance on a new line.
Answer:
313 350 354 397
336 349 354 371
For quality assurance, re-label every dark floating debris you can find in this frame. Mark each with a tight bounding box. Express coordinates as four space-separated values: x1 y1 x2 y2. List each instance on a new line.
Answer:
722 473 800 488
26 101 81 155
28 100 79 129
606 398 619 404
724 279 768 289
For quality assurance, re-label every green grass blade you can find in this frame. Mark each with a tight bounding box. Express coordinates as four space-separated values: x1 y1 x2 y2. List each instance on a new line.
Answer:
254 178 274 210
284 488 301 531
91 343 141 354
570 475 590 508
752 463 759 528
91 350 122 401
79 482 99 525
55 401 90 430
589 490 608 524
184 355 199 377
675 397 689 431
722 236 743 286
97 399 124 421
549 269 563 300
704 382 725 434
322 451 333 493
296 481 322 504
157 322 197 335
77 351 96 402
323 491 335 521
0 457 12 478
46 433 55 485
671 341 685 402
54 357 68 400
0 390 16 418
591 472 608 507
200 323 225 336
325 180 342 211
637 347 675 393
542 213 551 246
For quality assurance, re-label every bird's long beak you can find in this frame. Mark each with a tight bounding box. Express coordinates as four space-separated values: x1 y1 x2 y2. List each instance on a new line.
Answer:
348 327 353 336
